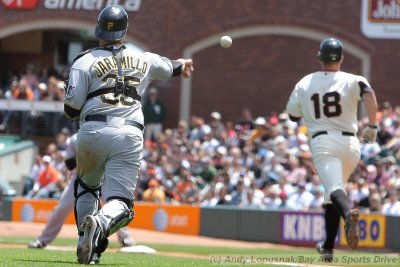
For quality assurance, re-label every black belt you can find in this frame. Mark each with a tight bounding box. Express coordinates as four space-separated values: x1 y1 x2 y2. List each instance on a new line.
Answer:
85 114 144 131
312 131 355 139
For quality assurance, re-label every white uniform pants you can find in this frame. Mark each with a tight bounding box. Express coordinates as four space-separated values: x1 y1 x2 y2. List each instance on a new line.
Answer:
309 132 360 203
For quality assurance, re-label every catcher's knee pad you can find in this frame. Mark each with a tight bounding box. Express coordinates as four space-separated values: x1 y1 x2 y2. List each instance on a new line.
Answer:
74 177 102 228
97 197 134 237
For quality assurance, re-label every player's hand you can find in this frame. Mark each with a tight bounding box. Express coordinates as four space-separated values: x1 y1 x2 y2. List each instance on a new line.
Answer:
361 125 378 143
178 59 194 78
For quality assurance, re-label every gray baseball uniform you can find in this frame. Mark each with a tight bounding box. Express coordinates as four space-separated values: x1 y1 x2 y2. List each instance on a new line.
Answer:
64 44 177 236
29 133 133 247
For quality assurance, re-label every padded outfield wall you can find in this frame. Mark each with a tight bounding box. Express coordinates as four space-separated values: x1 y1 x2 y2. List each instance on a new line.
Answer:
3 198 400 250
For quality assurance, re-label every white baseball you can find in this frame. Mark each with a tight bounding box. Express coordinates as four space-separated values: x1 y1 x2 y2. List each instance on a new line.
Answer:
220 36 232 48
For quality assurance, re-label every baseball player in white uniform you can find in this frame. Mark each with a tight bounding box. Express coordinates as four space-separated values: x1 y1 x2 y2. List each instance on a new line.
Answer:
64 5 194 264
286 38 378 261
27 133 134 255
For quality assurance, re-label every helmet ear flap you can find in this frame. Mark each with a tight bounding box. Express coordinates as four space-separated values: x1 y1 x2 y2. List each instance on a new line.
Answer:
317 50 322 61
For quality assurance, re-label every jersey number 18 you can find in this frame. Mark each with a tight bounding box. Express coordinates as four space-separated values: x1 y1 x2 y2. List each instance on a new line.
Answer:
310 91 342 119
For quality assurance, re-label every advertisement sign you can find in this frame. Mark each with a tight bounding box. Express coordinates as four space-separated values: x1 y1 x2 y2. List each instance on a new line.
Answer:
43 0 142 11
11 198 200 235
280 211 334 246
11 198 75 224
361 0 400 39
130 203 200 235
1 0 141 11
340 213 386 248
1 0 38 10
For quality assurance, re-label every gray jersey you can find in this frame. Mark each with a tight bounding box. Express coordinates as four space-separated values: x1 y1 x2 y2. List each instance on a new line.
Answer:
64 45 174 124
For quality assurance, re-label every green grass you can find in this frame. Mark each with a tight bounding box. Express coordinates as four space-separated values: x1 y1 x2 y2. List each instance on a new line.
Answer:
0 237 398 267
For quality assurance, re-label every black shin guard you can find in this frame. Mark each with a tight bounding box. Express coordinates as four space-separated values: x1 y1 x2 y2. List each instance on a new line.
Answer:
330 189 351 220
73 177 101 229
323 204 341 250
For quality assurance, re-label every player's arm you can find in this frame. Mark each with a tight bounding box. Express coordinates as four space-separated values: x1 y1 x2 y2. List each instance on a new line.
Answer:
359 81 378 143
359 81 378 127
64 67 89 120
171 59 194 78
286 87 303 122
145 52 194 80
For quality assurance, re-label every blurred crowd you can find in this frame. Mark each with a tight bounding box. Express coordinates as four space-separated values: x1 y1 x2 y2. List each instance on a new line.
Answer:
135 104 400 216
22 101 400 216
4 65 400 215
0 64 75 136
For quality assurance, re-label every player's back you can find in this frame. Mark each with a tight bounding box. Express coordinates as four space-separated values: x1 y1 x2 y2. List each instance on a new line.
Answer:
293 71 366 136
70 46 172 124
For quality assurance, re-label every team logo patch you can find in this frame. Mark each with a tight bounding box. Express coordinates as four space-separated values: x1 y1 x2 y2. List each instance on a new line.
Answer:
65 84 76 99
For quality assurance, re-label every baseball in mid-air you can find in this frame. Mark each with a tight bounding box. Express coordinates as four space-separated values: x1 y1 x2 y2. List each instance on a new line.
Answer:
220 36 232 48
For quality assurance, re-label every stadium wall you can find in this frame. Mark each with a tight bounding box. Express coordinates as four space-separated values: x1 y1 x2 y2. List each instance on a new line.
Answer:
3 198 399 250
0 0 399 127
0 136 37 192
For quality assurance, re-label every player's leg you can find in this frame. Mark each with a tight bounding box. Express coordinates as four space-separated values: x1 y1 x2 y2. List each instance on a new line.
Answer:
116 227 135 247
101 174 135 247
95 128 142 238
339 137 361 249
75 128 107 264
28 176 77 248
316 202 340 262
312 135 360 249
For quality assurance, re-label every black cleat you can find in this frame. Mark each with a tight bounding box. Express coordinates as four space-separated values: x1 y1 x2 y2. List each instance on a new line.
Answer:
316 242 333 262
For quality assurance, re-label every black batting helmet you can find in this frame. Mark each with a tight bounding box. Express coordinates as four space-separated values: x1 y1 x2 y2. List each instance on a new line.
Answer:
95 5 128 41
317 38 343 63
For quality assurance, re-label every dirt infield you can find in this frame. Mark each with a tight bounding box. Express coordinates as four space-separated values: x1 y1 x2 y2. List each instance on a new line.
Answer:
0 221 291 249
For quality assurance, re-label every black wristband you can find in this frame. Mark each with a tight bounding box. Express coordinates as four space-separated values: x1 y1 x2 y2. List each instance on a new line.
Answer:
368 124 378 129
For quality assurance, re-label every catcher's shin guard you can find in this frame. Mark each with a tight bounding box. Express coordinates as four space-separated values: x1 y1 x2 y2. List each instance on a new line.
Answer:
74 177 102 229
95 197 134 237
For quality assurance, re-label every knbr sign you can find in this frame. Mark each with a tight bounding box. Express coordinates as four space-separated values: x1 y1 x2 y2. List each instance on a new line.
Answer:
44 0 141 11
339 213 386 248
1 0 38 10
280 212 328 245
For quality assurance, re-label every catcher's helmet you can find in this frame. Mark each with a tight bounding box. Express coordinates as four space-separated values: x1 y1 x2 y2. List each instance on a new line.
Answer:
95 5 128 41
317 38 343 63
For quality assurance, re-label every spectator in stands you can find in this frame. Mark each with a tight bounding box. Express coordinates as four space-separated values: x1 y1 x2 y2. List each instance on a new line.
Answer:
209 111 225 141
286 182 314 211
246 117 269 146
142 179 166 203
216 185 231 205
382 190 400 215
142 87 166 141
14 79 34 100
0 78 19 132
359 183 379 210
21 64 39 92
230 180 246 205
362 193 382 214
309 187 324 211
26 155 61 199
235 108 254 132
263 187 281 209
189 116 209 142
22 154 44 196
196 156 217 183
200 187 218 207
